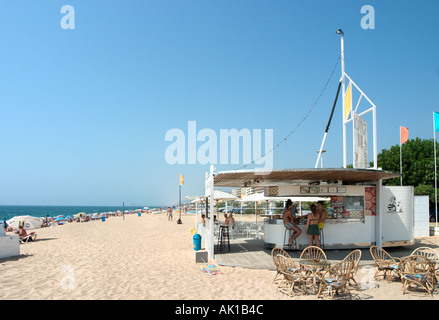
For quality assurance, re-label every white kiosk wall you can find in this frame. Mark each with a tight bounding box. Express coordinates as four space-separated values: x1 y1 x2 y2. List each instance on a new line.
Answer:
380 186 414 244
414 195 429 237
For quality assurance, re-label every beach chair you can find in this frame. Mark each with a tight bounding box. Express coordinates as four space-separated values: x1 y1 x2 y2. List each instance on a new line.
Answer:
19 232 37 244
271 248 292 285
317 260 354 299
276 254 307 297
342 249 362 289
370 245 401 282
399 255 435 296
410 247 439 282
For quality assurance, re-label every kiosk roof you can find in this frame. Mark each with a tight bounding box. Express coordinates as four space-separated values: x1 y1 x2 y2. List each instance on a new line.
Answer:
214 168 400 187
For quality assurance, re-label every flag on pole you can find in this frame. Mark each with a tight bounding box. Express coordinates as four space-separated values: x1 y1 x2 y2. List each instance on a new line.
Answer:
179 174 184 185
434 112 439 132
400 126 409 144
344 82 352 120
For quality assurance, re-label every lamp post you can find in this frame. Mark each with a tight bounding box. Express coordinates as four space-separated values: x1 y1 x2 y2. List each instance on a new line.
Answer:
336 29 347 168
177 174 183 224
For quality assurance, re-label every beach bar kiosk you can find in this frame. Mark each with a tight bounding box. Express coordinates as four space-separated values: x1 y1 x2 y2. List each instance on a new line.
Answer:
207 167 414 256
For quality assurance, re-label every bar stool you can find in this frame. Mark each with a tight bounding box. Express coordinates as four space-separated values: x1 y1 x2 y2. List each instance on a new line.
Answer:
218 225 230 252
283 228 297 251
319 227 325 250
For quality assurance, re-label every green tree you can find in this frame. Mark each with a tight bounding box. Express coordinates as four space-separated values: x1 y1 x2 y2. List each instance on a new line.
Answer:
377 138 437 202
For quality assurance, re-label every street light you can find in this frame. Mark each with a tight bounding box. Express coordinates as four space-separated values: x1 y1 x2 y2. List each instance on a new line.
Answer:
336 29 344 35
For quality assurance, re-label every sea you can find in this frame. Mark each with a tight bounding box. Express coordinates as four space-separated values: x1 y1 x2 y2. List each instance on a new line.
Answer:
0 205 161 221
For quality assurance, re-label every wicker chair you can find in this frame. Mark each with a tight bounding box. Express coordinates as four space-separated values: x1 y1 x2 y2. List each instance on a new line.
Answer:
271 248 293 285
399 255 435 296
342 249 362 289
411 247 439 282
276 254 307 296
317 260 354 299
370 245 401 282
299 246 327 261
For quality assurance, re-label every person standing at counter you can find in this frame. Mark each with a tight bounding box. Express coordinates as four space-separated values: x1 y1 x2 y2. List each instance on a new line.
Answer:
282 199 302 247
317 201 327 230
306 204 321 247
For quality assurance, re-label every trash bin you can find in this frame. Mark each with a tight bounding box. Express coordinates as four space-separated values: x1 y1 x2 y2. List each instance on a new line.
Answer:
193 233 201 251
138 212 141 217
101 216 105 222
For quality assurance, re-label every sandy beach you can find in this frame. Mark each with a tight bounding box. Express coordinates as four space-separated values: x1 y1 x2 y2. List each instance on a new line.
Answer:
1 212 438 300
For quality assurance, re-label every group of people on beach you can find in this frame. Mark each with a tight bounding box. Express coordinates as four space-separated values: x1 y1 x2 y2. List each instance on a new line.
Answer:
2 219 37 242
283 199 327 248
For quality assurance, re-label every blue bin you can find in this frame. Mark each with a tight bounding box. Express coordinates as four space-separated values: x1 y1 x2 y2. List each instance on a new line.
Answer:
138 212 141 217
101 216 105 222
193 233 201 251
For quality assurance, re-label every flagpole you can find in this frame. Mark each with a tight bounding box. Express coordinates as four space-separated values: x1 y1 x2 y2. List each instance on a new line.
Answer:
400 128 403 186
434 112 438 230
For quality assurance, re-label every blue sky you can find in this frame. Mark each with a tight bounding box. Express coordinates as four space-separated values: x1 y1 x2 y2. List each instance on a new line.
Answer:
0 0 438 206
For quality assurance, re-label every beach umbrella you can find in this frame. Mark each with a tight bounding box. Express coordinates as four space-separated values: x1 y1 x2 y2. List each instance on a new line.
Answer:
73 212 86 219
212 190 238 201
6 215 44 230
207 190 238 219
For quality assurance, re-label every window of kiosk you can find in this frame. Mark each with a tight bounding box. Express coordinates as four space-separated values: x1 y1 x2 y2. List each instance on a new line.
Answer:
328 196 365 223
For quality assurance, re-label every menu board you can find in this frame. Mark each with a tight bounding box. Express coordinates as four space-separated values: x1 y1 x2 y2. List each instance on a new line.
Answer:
365 186 376 216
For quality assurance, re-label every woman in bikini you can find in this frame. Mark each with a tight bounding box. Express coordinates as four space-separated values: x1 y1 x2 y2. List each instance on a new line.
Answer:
306 204 320 247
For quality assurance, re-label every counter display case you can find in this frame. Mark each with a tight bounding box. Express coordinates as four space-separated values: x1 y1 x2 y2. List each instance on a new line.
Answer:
326 196 365 223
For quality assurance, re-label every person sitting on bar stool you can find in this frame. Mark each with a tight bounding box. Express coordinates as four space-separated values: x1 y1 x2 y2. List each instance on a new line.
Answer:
282 199 302 248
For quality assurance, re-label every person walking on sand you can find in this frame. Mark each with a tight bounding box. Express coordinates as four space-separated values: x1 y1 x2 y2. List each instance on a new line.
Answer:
167 207 173 221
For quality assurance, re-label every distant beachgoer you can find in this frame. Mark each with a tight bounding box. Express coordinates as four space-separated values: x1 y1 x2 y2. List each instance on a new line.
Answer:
167 207 173 221
45 215 50 227
201 214 206 226
3 218 7 230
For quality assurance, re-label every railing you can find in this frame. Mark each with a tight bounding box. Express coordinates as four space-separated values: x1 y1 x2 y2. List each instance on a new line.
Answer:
197 221 264 240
